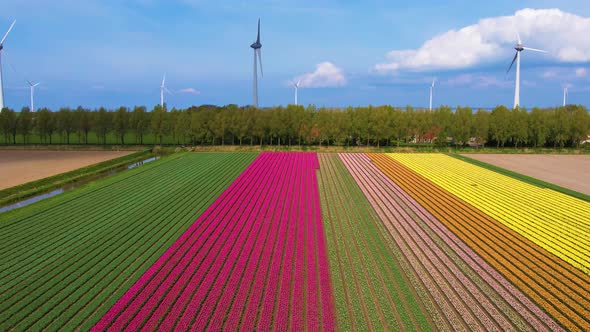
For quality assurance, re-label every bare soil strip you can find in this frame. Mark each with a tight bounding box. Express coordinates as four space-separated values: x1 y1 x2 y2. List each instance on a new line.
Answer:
0 150 133 190
462 154 590 196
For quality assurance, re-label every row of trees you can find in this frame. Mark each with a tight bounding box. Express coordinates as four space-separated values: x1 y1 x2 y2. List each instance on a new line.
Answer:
0 104 588 148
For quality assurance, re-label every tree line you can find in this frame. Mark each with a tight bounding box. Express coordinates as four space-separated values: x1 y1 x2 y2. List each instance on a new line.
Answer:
0 104 589 148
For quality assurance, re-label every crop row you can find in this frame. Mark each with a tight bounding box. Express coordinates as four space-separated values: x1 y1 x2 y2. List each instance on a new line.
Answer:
0 153 257 331
389 153 590 274
341 153 559 331
316 153 432 331
91 152 335 331
369 153 590 331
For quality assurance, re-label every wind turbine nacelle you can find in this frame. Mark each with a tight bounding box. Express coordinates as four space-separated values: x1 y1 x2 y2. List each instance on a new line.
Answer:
514 44 524 51
250 42 261 49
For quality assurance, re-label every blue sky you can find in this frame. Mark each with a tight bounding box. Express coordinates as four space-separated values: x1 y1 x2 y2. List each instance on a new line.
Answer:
1 0 590 110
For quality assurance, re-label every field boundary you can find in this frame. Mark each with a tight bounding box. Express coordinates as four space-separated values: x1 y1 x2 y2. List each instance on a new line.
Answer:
449 154 590 203
0 150 153 207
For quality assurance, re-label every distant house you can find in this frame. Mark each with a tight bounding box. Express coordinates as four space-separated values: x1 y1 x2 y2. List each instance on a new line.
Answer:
583 134 590 144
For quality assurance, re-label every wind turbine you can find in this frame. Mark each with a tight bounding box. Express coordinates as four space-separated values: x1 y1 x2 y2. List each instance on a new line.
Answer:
0 20 16 110
429 79 436 111
250 18 263 108
160 73 171 108
507 34 547 109
563 87 568 107
27 80 40 112
291 80 301 106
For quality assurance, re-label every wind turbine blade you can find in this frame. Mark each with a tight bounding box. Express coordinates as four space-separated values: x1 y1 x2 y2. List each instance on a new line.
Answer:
516 32 521 45
522 47 548 53
507 52 518 73
297 79 301 87
162 73 166 87
33 82 41 87
257 18 261 43
0 20 16 46
257 49 263 78
165 87 173 94
26 80 33 86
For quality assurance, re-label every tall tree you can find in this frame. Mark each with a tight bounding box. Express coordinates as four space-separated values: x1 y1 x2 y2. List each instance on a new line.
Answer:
131 106 149 144
529 108 549 147
569 105 590 148
551 107 570 148
473 109 490 147
373 106 390 147
113 106 129 144
151 105 166 144
18 107 34 144
36 108 55 144
510 108 528 148
0 108 17 143
174 111 191 144
489 105 511 147
453 106 473 146
94 107 111 144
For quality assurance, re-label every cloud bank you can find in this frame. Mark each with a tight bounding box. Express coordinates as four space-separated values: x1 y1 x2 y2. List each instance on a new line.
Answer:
295 62 346 88
375 8 590 73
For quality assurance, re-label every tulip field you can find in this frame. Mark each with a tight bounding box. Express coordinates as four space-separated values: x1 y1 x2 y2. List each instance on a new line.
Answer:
1 152 589 331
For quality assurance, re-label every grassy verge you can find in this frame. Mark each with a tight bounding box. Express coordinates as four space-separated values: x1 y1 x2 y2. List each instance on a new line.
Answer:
449 153 590 203
0 150 153 207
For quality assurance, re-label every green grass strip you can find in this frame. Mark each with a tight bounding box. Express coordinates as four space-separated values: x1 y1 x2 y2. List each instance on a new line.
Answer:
448 153 590 203
0 150 153 207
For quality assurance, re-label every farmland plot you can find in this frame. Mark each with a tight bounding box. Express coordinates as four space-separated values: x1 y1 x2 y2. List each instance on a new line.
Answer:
92 152 335 331
370 153 590 331
342 153 560 331
389 153 590 274
0 153 257 331
316 153 432 331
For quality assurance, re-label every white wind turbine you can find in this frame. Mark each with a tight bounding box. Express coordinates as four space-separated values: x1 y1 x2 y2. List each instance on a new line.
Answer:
0 20 16 110
563 87 568 107
291 80 301 106
160 73 171 108
250 18 263 108
507 34 547 109
429 79 436 111
27 80 40 112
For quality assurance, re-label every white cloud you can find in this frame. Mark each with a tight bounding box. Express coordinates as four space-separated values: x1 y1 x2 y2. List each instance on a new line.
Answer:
295 62 347 88
176 88 200 94
375 8 590 73
575 67 587 77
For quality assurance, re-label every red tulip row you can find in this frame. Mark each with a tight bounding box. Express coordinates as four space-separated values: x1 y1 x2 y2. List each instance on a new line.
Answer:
92 152 335 331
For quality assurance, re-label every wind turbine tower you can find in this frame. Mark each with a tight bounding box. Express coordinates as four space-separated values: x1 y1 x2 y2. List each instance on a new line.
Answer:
27 80 40 112
160 74 171 108
292 80 301 106
507 34 547 109
563 87 568 107
0 20 16 110
429 79 435 111
250 18 263 108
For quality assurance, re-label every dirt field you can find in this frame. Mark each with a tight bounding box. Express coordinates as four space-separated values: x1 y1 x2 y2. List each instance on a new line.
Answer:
462 154 590 196
0 150 133 190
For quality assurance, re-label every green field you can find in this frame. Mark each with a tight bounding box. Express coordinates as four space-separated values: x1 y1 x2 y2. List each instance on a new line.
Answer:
0 152 258 331
316 153 432 331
